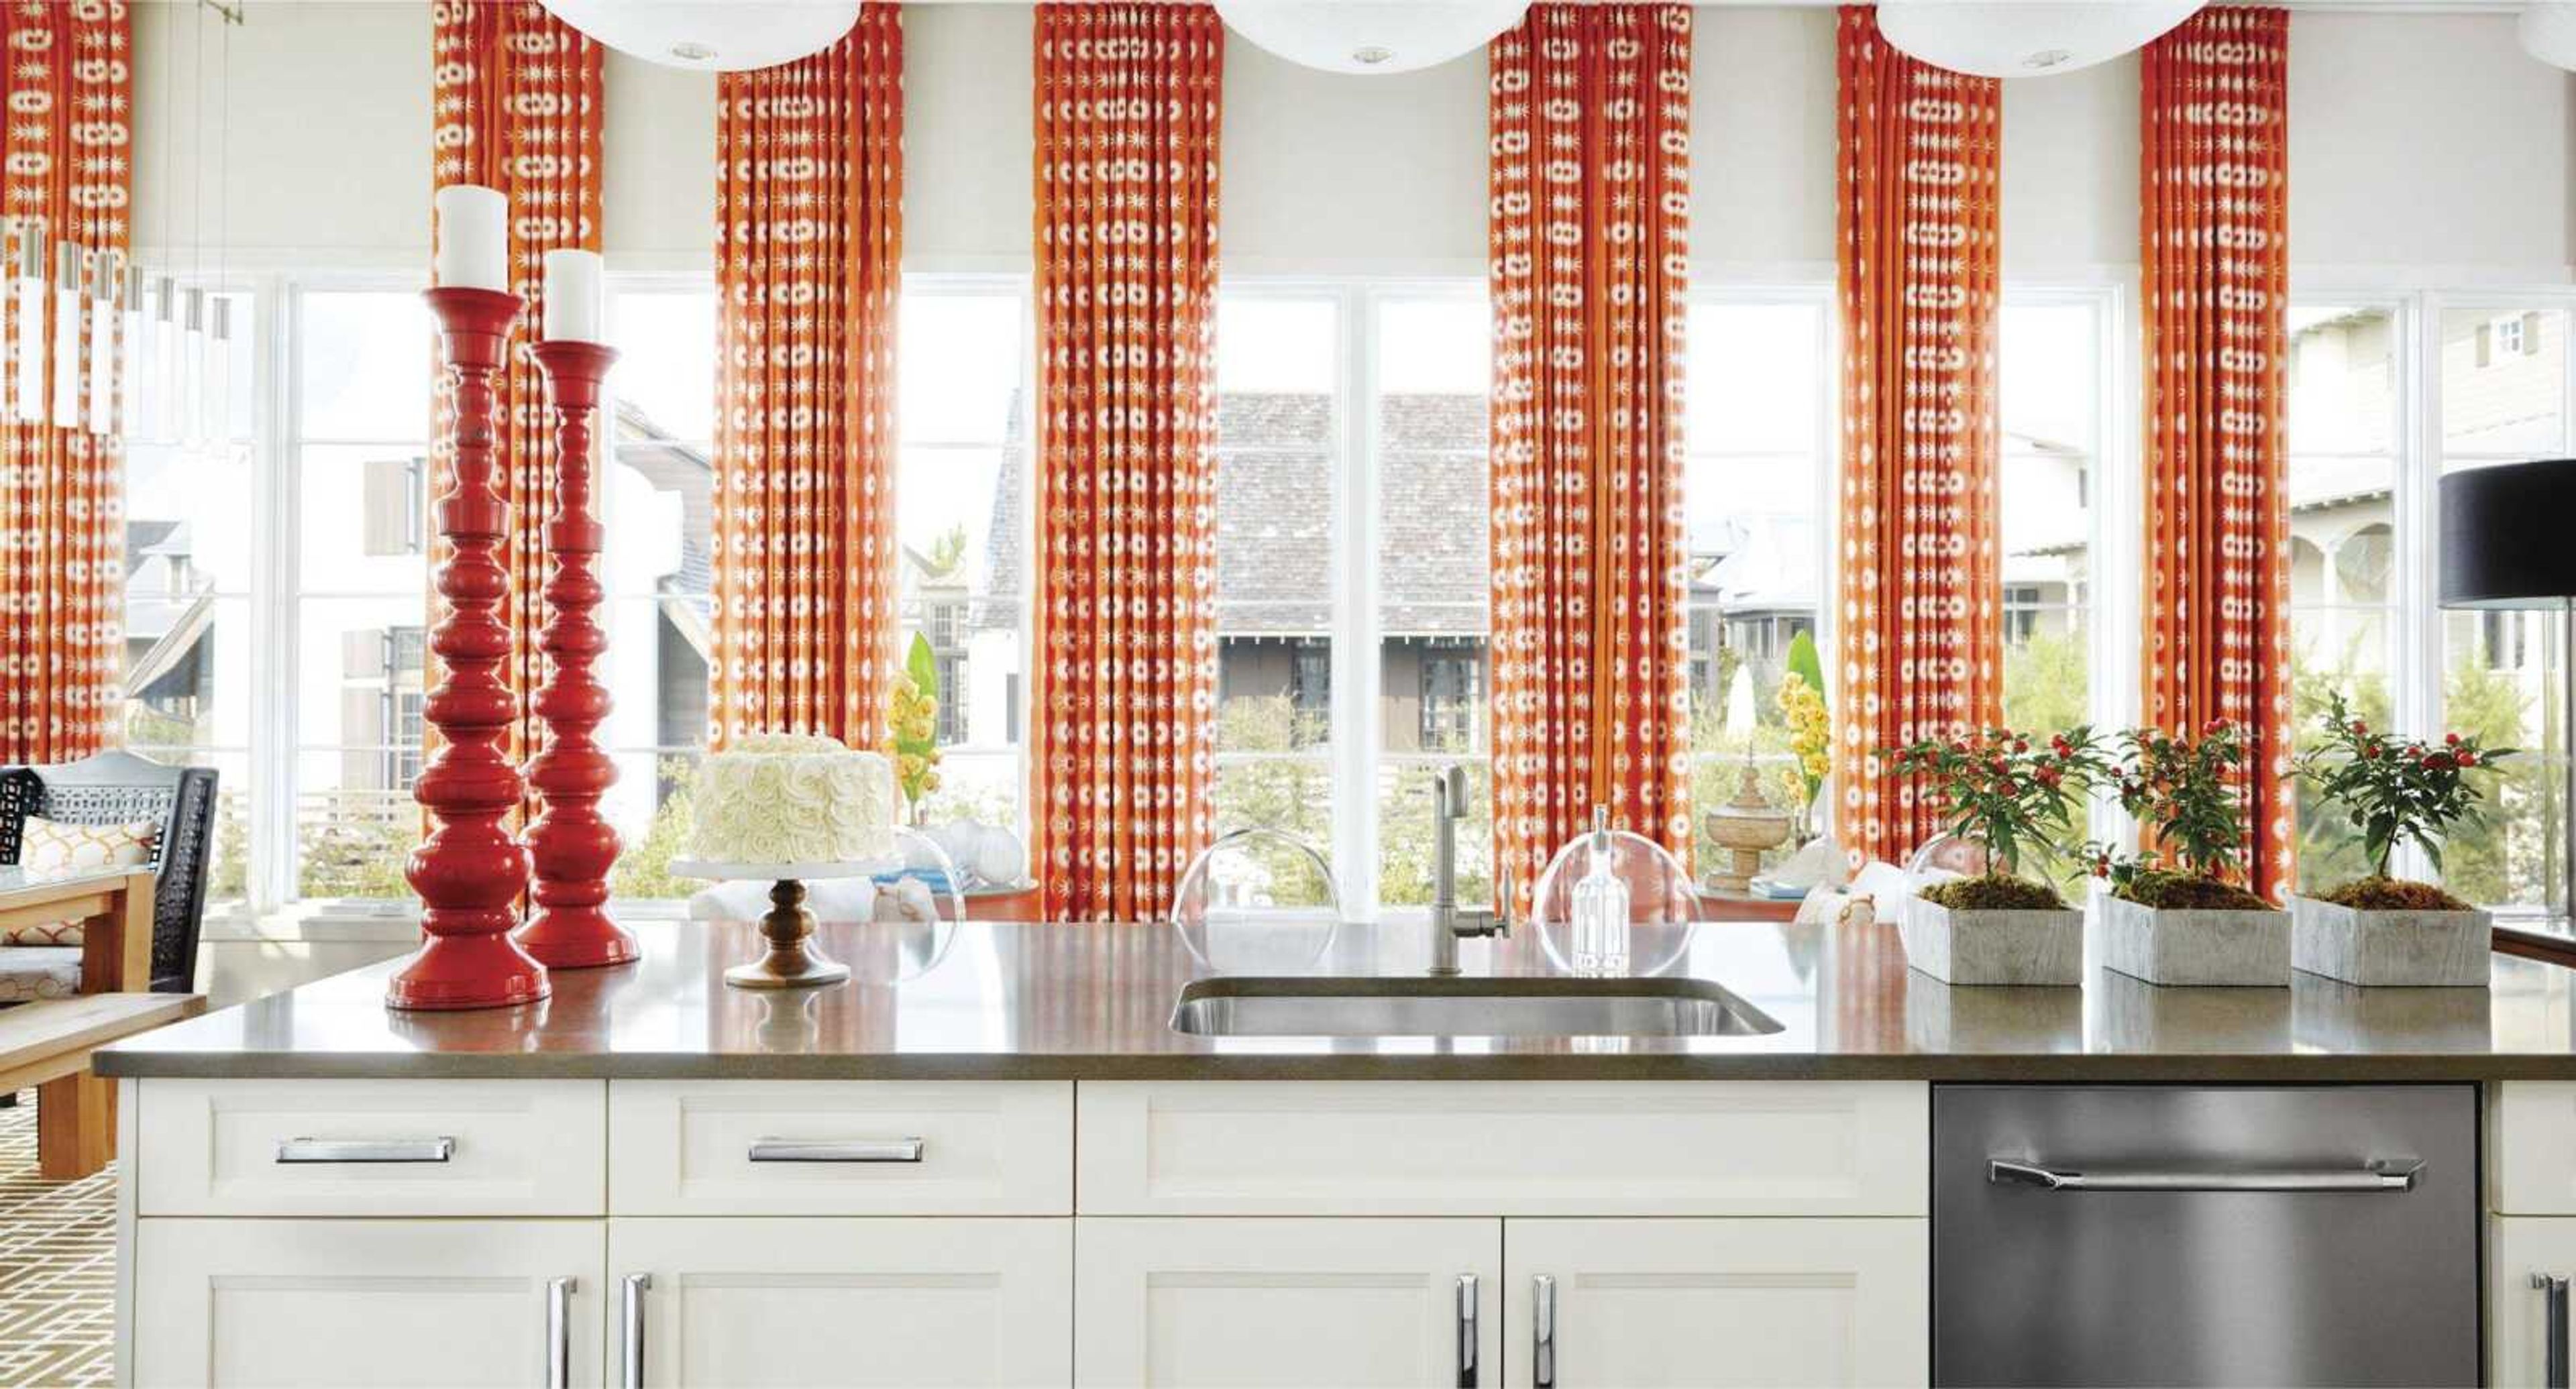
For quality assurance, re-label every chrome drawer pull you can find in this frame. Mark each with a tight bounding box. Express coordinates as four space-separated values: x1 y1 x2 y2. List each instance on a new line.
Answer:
746 1137 924 1164
1533 1274 1556 1389
274 1136 455 1164
1989 1157 2424 1192
1455 1273 1478 1388
621 1273 651 1389
545 1276 574 1389
2538 1273 2571 1389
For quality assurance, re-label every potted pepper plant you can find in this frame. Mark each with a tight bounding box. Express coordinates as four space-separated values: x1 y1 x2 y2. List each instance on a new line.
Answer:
2085 719 2290 986
1885 726 2111 985
2286 692 2512 986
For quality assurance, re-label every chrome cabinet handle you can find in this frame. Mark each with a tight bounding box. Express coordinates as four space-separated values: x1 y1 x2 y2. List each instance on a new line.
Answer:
746 1137 924 1163
544 1276 574 1389
2538 1273 2571 1389
621 1273 651 1389
1455 1273 1478 1388
1988 1157 2424 1192
1533 1274 1556 1389
274 1135 454 1164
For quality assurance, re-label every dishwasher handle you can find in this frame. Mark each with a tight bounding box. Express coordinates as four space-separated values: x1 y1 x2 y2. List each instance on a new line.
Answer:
2536 1274 2571 1389
1989 1157 2425 1192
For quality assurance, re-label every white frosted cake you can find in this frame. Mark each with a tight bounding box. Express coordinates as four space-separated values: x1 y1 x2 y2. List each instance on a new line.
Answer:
686 733 898 867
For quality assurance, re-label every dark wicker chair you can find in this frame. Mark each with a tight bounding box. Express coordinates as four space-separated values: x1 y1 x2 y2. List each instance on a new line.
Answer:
0 750 219 994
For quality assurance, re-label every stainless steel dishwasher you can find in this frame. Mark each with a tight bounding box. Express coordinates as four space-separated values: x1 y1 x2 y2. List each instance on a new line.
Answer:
1933 1084 2479 1387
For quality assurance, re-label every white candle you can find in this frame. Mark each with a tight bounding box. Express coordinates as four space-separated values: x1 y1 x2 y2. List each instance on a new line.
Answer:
433 184 509 291
541 249 605 343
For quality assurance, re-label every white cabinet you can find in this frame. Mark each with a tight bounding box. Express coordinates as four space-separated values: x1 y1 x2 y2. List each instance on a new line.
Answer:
610 1217 1071 1388
2492 1217 2576 1387
130 1219 603 1388
1503 1219 1929 1389
1075 1218 1501 1388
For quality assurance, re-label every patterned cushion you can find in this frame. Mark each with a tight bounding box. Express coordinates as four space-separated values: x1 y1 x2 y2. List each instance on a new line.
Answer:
0 946 81 1003
0 816 158 946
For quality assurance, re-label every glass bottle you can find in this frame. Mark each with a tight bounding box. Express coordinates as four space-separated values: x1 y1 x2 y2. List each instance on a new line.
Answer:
1569 805 1630 974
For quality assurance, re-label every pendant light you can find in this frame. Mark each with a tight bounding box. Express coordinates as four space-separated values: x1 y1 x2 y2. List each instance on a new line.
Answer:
1214 0 1530 75
85 251 114 435
1874 0 2203 78
117 263 143 438
52 240 85 429
151 274 177 441
15 222 46 423
180 286 205 448
537 0 860 70
204 296 231 443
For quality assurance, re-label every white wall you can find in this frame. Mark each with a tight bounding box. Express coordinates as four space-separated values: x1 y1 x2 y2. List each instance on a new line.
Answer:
130 2 2576 285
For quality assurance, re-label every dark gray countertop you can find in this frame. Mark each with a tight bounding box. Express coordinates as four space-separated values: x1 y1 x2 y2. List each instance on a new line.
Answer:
93 915 2576 1082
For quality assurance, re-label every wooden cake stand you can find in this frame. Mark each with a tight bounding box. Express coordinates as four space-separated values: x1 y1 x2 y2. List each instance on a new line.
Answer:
669 858 896 989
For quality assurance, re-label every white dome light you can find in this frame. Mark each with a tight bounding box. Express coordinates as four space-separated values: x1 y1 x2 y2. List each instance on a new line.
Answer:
1876 1 2205 79
536 1 860 72
2521 4 2576 70
1215 0 1532 76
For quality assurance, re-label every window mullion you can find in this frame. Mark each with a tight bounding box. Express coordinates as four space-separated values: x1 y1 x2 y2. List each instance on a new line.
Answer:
1336 286 1381 920
252 279 299 913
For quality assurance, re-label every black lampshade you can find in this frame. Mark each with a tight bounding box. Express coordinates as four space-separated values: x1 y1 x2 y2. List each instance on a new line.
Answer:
2438 457 2576 608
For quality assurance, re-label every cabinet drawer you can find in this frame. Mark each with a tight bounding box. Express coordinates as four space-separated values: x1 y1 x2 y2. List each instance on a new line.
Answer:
608 1080 1072 1215
2495 1083 2576 1213
134 1078 605 1217
1077 1081 1928 1216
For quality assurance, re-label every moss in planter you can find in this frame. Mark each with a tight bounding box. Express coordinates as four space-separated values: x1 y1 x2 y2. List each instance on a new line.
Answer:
1920 875 2065 911
2112 869 2273 912
2318 875 2471 912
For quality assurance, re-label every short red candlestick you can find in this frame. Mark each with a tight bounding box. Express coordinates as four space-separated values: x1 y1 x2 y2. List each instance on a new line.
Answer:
388 286 547 1011
518 339 637 970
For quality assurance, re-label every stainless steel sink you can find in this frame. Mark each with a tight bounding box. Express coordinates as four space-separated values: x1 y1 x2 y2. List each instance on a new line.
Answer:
1168 976 1783 1039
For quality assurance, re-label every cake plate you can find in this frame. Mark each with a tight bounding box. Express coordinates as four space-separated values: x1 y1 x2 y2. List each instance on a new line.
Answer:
669 857 898 989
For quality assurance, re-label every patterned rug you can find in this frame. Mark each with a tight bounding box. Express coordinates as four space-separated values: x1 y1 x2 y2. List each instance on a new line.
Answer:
0 1091 115 1388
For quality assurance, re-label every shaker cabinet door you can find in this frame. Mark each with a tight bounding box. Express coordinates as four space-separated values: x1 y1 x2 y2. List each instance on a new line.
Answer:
1501 1217 1927 1389
1074 1217 1501 1388
608 1217 1072 1388
131 1218 604 1389
2494 1216 2576 1388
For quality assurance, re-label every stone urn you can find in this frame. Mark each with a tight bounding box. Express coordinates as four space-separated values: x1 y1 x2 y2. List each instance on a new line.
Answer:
2290 895 2491 987
2098 892 2292 987
1703 764 1791 893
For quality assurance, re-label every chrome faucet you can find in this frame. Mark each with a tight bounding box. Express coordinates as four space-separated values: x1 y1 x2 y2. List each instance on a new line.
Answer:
1428 764 1509 975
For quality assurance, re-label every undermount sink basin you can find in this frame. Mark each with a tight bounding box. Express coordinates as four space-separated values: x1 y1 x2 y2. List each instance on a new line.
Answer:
1168 976 1784 1039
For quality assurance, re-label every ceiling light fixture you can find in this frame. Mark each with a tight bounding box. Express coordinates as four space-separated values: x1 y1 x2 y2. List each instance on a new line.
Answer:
2520 3 2576 70
1216 0 1531 77
1876 1 2204 79
537 1 859 72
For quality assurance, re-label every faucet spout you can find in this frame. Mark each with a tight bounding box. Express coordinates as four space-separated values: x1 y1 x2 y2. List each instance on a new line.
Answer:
1428 764 1507 975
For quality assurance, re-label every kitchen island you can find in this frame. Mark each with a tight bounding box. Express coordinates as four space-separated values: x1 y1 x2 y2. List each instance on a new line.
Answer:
94 917 2576 1386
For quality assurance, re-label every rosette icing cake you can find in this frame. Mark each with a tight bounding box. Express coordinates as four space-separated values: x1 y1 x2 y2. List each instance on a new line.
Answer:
686 732 898 866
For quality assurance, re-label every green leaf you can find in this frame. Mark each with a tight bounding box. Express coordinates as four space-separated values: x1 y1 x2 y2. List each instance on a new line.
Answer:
1785 629 1825 701
906 631 938 698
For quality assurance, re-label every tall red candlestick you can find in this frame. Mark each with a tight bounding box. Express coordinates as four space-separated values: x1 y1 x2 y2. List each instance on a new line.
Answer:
388 286 547 1011
519 340 637 969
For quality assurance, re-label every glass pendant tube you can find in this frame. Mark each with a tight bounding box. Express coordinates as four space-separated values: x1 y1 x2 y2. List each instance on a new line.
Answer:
118 264 144 438
50 241 83 429
15 223 46 423
205 296 232 444
151 275 177 441
180 286 205 449
85 254 114 435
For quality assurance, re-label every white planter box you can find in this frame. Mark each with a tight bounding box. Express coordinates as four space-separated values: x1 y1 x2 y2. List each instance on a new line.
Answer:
1896 897 2082 986
2290 894 2491 987
2097 893 2291 987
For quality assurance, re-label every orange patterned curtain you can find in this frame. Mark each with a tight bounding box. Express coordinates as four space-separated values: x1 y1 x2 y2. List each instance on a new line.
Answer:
0 3 130 764
2141 7 2294 899
1028 3 1224 924
429 0 603 765
1834 7 2004 871
1487 2 1694 904
708 6 902 748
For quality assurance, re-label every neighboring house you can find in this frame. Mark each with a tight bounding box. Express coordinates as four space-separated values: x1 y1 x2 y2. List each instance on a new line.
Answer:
121 518 217 738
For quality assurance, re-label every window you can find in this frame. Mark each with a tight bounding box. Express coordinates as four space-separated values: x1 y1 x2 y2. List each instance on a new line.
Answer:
894 283 1034 834
2284 302 2404 892
294 289 436 899
1998 297 2104 742
121 286 256 911
1681 294 1833 858
2440 303 2570 919
1212 292 1340 860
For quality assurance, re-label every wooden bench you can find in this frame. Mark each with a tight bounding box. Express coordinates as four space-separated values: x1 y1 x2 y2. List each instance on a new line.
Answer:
0 868 205 1178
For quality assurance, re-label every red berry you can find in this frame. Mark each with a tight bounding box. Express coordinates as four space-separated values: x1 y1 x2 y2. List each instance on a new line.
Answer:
2459 751 2479 767
2351 720 2369 736
2445 732 2462 746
